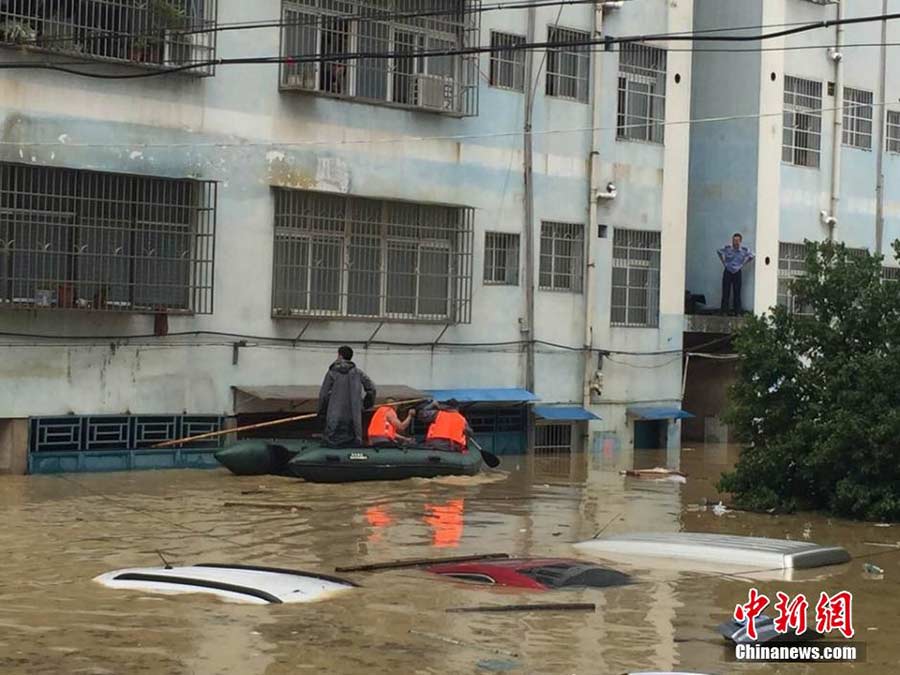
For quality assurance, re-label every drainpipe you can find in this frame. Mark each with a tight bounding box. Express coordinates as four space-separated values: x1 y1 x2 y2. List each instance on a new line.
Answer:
583 2 605 408
875 0 888 255
522 4 537 393
828 0 844 242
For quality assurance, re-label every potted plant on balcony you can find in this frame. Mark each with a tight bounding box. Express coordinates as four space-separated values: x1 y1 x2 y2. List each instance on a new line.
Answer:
131 1 188 64
1 20 37 45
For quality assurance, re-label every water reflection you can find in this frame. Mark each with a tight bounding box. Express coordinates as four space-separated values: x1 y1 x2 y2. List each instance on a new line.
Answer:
0 446 895 674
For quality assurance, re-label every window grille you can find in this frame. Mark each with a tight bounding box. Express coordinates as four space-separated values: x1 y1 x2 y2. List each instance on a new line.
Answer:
534 423 573 455
778 242 869 314
883 266 900 282
30 415 224 453
545 25 590 103
489 30 525 91
783 76 822 168
0 0 218 75
611 228 661 328
843 87 873 150
617 43 667 144
272 189 473 323
0 162 216 314
539 221 584 292
887 111 900 154
280 0 481 116
483 232 519 285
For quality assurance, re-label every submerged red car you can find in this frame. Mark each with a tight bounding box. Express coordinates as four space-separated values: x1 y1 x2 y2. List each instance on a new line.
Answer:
427 558 631 590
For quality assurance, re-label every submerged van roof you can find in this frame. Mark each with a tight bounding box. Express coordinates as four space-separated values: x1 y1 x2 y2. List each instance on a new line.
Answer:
574 533 850 571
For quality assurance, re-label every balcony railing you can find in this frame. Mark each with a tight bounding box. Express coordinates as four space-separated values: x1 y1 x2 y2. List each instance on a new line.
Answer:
0 0 218 76
0 162 217 314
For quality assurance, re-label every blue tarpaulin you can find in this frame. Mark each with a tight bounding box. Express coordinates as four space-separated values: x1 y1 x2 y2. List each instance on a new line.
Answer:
627 406 694 420
425 388 538 403
533 406 601 421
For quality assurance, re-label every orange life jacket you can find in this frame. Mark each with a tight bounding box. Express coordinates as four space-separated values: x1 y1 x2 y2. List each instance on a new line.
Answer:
367 406 397 442
426 410 467 449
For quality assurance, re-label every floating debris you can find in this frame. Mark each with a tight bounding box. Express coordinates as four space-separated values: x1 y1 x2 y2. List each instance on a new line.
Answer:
447 603 595 614
863 563 885 579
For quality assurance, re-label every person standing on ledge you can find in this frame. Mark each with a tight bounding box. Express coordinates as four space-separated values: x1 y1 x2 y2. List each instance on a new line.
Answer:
318 345 376 448
718 233 754 316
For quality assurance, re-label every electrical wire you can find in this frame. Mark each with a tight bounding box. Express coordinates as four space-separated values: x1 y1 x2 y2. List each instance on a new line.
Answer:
3 10 898 79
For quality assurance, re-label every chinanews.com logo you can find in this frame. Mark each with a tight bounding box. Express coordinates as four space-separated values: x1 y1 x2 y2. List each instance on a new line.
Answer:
729 588 865 664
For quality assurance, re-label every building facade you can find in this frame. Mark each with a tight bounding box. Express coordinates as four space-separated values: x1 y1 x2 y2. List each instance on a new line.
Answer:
684 0 900 442
0 0 692 474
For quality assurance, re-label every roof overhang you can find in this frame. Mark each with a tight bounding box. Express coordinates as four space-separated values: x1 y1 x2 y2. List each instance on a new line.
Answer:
233 385 428 414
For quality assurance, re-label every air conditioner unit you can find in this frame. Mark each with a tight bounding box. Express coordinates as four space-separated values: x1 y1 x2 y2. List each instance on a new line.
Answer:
414 74 457 112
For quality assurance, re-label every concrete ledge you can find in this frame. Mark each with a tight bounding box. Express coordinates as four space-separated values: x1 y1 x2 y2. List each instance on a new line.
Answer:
685 314 749 335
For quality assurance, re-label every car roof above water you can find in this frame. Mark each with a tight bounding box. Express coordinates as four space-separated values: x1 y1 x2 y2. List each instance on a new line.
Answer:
574 532 850 571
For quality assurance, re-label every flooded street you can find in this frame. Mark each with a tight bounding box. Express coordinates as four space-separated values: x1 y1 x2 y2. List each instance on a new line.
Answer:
1 445 897 674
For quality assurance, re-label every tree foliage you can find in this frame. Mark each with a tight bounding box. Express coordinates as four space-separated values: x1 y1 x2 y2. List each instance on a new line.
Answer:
719 240 900 521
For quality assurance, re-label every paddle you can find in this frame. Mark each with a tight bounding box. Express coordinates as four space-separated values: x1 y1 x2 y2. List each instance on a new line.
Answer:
469 438 500 469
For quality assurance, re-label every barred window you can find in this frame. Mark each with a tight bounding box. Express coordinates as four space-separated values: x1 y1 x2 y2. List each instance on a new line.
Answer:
617 44 667 144
887 111 900 154
0 0 217 75
0 162 215 314
539 221 584 292
272 189 473 323
883 266 900 282
843 87 873 150
777 242 811 315
280 0 480 116
534 423 573 455
545 26 590 103
489 31 525 92
483 232 519 285
611 228 661 328
783 76 822 168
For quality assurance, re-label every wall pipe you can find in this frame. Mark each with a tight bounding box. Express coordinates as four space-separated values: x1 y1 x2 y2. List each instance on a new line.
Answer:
523 3 537 392
875 0 888 255
828 0 845 242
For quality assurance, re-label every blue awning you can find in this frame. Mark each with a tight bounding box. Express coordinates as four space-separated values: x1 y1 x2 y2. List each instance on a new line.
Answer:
628 406 695 420
533 405 601 421
425 388 538 403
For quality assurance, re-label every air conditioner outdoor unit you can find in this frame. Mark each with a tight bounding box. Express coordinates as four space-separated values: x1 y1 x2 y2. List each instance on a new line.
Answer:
415 74 457 112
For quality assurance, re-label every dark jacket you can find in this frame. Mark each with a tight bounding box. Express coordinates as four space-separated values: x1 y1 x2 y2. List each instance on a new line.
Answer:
318 359 376 447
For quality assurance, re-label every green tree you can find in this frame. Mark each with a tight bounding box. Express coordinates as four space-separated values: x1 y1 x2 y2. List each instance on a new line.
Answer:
719 240 900 521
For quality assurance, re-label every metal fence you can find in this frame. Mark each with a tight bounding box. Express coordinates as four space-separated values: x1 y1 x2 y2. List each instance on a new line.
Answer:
534 423 573 455
617 43 667 144
843 87 874 150
539 221 584 292
30 415 224 452
0 0 218 75
280 0 481 116
783 75 822 168
611 228 661 328
483 231 519 285
0 162 216 314
272 188 473 323
545 25 590 103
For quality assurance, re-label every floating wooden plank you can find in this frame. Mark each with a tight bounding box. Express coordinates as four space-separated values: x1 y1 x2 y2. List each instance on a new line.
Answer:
335 553 510 573
223 501 311 511
446 603 595 614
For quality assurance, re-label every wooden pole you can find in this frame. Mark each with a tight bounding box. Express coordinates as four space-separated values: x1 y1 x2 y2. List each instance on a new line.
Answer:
152 397 427 449
335 553 509 573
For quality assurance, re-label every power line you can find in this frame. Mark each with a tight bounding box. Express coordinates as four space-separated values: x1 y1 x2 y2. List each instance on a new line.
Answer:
3 10 898 79
0 98 891 149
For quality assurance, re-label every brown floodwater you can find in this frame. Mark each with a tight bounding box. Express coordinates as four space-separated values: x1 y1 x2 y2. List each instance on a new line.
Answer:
0 444 897 674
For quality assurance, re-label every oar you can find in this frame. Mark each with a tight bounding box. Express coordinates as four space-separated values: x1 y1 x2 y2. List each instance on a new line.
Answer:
469 438 500 469
152 397 427 448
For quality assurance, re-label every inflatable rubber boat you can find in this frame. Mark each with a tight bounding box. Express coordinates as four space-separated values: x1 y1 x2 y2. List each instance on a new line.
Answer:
215 439 483 483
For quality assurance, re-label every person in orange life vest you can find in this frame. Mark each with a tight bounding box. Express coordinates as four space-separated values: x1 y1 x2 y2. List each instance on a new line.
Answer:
367 398 415 447
418 399 475 453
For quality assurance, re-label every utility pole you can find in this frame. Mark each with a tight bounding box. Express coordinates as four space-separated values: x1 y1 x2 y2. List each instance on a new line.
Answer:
522 3 537 393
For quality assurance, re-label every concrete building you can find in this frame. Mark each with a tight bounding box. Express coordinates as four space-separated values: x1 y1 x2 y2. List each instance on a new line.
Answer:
0 0 692 475
684 0 900 441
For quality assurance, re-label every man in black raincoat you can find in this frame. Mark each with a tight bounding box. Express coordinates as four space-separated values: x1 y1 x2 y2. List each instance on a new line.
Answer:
318 345 376 447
